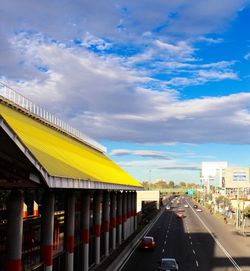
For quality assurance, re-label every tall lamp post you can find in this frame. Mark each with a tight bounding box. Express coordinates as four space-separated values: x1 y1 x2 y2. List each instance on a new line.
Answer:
236 177 240 230
234 171 245 230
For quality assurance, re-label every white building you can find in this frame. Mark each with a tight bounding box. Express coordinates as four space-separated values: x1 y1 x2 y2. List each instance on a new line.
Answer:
201 162 228 192
225 167 250 196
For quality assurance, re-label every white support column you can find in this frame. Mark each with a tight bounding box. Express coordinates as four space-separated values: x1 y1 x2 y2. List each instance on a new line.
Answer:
41 191 55 271
127 192 131 237
81 192 90 271
93 191 102 265
110 192 117 250
117 192 122 245
122 192 127 240
103 191 110 256
6 190 23 271
131 192 135 234
66 192 76 271
134 191 138 231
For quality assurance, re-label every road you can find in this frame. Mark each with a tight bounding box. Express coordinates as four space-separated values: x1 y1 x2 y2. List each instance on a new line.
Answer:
122 196 250 271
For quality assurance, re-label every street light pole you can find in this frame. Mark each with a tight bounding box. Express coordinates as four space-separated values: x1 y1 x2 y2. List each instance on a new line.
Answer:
236 178 240 230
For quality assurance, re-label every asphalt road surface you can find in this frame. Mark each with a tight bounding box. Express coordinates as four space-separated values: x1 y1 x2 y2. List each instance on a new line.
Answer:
122 196 250 271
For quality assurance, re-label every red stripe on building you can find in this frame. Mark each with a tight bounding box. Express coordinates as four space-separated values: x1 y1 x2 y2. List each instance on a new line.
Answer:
5 259 21 271
123 214 127 222
104 220 109 232
81 229 89 244
117 215 122 225
111 217 116 228
94 224 101 237
41 245 53 266
67 235 74 253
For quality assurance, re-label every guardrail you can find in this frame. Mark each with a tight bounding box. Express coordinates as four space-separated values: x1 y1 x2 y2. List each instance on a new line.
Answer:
0 82 106 153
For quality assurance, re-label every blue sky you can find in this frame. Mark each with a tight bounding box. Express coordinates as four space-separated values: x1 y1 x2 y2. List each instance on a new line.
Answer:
1 1 250 183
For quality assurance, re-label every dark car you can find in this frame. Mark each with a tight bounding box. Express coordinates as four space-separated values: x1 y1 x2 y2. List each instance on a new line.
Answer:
158 258 179 270
193 205 198 209
139 236 156 250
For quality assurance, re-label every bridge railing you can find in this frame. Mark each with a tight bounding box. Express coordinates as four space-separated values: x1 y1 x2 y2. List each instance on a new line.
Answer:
0 82 106 153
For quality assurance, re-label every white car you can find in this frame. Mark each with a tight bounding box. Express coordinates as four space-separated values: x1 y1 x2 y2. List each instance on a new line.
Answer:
158 258 179 270
184 204 189 208
166 206 171 210
196 208 202 212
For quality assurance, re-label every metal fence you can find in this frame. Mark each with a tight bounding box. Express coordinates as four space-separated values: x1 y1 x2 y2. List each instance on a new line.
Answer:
0 82 106 153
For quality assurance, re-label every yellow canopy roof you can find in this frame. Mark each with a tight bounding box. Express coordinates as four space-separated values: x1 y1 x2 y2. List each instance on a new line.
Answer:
0 103 141 188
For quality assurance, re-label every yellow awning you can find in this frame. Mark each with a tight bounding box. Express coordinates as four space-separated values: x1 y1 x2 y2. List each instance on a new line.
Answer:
0 103 141 187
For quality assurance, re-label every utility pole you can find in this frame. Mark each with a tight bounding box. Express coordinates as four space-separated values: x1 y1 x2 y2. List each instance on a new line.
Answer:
148 169 151 190
236 178 240 230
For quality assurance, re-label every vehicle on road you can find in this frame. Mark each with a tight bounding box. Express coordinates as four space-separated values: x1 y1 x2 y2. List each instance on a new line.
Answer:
158 258 179 270
184 204 189 208
196 208 202 212
176 213 186 218
177 208 184 212
139 236 156 250
193 205 198 209
166 205 171 210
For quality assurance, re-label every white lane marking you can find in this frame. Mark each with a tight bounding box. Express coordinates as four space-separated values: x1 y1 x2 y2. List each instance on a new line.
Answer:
189 236 191 240
187 200 242 271
164 241 166 245
190 241 192 245
162 248 164 253
196 260 199 267
118 206 167 271
193 249 196 254
165 234 168 238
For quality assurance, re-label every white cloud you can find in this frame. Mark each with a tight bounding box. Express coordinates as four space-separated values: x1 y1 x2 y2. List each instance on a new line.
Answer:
118 159 200 171
244 53 250 60
154 40 195 59
1 0 250 147
3 35 250 145
110 149 170 159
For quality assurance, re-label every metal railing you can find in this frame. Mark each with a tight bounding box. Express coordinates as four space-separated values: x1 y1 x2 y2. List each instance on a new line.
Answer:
0 82 106 153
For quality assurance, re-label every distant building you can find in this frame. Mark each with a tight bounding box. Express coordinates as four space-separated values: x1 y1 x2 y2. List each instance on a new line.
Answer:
225 167 250 197
201 162 228 192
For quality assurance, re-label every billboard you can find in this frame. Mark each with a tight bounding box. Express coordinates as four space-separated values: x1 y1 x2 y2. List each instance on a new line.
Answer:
233 172 247 181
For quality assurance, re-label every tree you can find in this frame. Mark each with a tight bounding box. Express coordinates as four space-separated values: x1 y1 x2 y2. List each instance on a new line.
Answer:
179 181 186 187
243 205 250 219
168 181 175 188
141 181 150 190
154 180 168 189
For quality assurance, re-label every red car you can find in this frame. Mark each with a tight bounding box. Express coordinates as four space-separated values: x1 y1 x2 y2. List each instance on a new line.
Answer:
139 236 156 250
176 213 186 219
177 208 184 212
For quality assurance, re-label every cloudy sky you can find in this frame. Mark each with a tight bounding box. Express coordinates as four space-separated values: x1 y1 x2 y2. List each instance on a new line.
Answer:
1 0 250 183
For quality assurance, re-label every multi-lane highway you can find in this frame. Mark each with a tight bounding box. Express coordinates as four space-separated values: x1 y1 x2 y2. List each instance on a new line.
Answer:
122 196 250 271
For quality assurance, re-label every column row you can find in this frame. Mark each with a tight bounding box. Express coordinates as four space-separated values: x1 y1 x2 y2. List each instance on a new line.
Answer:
5 190 137 271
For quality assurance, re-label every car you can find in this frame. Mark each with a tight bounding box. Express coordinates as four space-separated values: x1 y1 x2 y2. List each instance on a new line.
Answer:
196 208 202 212
158 258 179 270
166 205 171 210
176 213 186 218
193 205 198 209
177 208 184 212
139 236 156 250
184 204 189 208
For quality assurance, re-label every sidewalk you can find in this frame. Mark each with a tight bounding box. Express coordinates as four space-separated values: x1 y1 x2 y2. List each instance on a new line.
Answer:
202 205 250 242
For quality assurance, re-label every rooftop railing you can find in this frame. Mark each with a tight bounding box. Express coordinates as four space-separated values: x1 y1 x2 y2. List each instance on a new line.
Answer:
0 82 106 153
